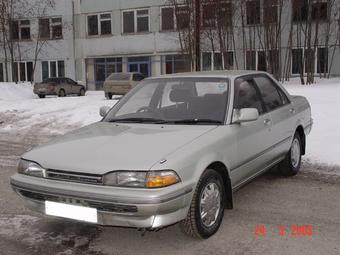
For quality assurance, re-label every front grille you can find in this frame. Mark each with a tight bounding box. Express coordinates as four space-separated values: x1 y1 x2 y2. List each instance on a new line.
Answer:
18 189 138 213
46 169 103 185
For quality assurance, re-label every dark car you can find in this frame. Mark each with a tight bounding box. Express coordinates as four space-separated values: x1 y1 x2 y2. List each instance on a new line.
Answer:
33 77 86 98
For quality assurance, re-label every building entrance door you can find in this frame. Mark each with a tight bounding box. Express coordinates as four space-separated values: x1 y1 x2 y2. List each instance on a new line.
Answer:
128 57 151 77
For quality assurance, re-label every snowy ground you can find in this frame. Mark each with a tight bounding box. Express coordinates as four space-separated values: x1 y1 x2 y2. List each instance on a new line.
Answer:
0 79 339 166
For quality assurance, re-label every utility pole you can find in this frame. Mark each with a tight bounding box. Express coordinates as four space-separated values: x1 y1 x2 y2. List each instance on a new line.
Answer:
194 0 201 71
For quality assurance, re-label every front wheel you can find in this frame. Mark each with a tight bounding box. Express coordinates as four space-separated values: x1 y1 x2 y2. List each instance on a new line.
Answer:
278 133 302 176
79 88 85 96
38 94 45 99
180 169 225 239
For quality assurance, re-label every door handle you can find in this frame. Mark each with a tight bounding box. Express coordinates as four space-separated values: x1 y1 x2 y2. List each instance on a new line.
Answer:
264 119 272 126
289 108 296 114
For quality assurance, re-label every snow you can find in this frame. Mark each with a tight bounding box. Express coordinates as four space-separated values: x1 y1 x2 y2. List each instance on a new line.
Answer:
283 78 340 166
0 82 118 135
0 79 339 166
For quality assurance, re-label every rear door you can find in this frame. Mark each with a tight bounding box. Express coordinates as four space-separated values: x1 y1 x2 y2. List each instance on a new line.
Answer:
231 76 274 188
253 75 293 159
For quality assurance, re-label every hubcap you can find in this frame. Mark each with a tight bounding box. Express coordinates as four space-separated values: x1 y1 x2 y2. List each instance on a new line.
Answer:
291 138 301 168
199 182 221 227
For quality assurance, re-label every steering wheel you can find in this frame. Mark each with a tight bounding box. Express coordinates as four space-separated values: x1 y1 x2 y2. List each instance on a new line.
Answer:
137 106 164 119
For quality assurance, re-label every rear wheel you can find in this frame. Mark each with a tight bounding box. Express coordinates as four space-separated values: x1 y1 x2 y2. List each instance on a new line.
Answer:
278 133 302 176
58 89 66 97
38 94 45 99
180 169 225 239
107 93 112 100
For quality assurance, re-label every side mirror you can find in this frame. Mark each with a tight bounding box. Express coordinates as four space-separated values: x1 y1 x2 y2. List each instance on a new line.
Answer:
233 108 259 123
99 106 111 117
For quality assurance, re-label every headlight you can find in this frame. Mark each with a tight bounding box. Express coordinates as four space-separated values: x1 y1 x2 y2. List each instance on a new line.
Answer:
103 170 180 188
18 159 46 178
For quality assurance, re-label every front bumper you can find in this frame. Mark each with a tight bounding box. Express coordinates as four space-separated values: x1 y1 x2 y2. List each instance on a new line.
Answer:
10 174 193 229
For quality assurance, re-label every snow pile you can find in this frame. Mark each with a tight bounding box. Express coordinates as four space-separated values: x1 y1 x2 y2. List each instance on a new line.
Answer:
0 82 35 101
283 78 340 166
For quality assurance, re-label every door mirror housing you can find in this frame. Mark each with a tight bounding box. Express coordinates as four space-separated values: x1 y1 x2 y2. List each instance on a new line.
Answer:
233 108 259 123
99 106 111 117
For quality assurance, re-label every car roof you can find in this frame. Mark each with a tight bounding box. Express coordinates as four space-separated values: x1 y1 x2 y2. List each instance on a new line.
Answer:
148 70 268 80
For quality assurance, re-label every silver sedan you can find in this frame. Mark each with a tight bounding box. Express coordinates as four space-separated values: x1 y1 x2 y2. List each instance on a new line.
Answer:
11 71 312 239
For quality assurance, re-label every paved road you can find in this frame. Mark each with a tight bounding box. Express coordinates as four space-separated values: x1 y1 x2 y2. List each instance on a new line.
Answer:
0 114 339 255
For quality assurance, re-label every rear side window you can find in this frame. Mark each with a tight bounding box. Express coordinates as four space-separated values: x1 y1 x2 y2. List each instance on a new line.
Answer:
234 78 264 114
253 76 285 111
108 73 130 81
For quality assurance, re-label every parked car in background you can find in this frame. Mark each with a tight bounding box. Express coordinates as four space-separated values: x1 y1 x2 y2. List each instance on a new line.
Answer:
103 72 145 99
33 78 86 98
11 71 312 239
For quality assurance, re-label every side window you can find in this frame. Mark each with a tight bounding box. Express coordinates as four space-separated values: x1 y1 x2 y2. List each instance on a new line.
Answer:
234 78 264 114
253 76 285 111
67 78 77 85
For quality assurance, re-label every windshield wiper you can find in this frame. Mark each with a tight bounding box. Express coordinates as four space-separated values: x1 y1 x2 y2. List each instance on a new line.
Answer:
107 117 166 123
168 119 223 125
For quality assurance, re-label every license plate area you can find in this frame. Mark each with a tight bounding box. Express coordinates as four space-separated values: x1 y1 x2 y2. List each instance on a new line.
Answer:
45 201 97 223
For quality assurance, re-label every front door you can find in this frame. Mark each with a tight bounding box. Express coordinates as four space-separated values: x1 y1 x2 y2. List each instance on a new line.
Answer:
230 77 274 188
128 57 151 77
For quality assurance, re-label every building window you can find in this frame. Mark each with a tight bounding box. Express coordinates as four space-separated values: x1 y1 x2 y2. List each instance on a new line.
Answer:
163 55 191 74
0 63 4 82
224 51 234 69
42 60 65 81
293 0 328 22
246 0 261 25
161 7 175 31
292 49 303 74
39 17 63 40
94 58 123 90
11 20 31 40
202 2 216 28
317 47 328 74
304 49 315 73
12 62 33 82
312 2 328 21
257 51 267 71
175 6 190 29
263 0 278 24
218 2 232 28
202 52 233 71
292 0 308 22
87 13 112 36
123 9 149 34
246 51 256 70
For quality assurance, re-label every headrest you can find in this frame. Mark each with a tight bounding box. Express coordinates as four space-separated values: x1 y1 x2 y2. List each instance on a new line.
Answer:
169 88 193 102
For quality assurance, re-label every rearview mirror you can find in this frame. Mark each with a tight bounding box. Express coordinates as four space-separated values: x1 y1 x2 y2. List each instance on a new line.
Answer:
233 108 259 123
99 106 111 117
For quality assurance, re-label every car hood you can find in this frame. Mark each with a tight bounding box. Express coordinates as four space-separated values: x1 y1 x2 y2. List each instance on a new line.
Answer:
23 122 216 174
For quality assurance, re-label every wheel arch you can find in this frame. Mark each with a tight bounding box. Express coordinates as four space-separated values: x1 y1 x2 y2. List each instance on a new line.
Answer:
295 125 306 155
206 161 233 209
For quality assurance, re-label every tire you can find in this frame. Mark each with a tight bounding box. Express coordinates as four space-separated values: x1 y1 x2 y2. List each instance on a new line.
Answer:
107 93 112 100
278 132 302 176
38 94 45 99
58 89 66 97
180 169 225 239
79 88 85 96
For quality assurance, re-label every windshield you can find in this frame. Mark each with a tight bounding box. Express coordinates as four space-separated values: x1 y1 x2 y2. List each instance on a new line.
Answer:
103 78 229 125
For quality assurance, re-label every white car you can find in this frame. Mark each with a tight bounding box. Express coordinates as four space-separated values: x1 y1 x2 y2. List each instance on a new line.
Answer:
11 71 312 239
